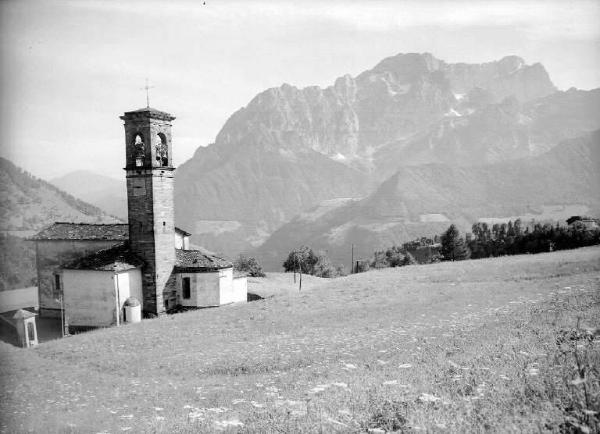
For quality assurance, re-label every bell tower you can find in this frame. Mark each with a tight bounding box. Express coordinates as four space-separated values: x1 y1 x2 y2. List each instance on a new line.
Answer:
120 107 176 316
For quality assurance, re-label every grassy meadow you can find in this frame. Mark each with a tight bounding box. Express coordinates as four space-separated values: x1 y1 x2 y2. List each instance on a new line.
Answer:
1 247 599 433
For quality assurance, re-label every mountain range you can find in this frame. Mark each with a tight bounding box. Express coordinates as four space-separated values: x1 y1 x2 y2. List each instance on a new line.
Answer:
172 52 600 265
13 52 598 271
255 130 600 269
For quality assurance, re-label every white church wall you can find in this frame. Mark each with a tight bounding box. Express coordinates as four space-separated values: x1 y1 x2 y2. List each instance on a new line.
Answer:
115 269 143 323
231 277 248 304
195 272 221 306
63 270 116 327
219 268 247 305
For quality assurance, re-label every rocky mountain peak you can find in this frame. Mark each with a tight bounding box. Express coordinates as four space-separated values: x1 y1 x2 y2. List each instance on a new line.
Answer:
497 55 525 74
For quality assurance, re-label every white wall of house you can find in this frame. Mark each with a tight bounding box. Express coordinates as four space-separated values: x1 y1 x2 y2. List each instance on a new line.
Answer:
176 268 246 307
62 268 142 327
230 277 248 304
177 272 220 307
194 272 221 306
115 270 143 323
219 268 247 304
63 270 115 327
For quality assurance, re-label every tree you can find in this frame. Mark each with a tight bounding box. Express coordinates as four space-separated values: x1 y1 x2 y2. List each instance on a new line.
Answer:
282 246 318 274
440 224 470 261
233 254 266 277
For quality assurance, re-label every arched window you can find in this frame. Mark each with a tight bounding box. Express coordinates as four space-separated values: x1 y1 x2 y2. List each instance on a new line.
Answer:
156 133 168 167
133 133 145 167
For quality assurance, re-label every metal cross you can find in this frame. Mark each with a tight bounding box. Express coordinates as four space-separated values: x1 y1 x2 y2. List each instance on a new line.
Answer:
141 78 155 108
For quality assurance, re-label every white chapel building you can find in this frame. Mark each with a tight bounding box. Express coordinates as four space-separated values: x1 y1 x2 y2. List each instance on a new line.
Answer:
31 107 247 329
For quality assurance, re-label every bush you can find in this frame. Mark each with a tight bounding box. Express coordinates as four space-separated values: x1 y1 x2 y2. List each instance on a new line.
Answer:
312 253 338 278
355 260 370 273
234 255 266 277
370 246 417 269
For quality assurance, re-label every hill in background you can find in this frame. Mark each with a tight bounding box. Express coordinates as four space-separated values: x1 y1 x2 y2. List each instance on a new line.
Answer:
255 130 600 269
0 158 120 290
50 171 127 220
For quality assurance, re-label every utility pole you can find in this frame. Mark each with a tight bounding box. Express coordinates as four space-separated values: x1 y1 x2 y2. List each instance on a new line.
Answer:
59 293 64 338
351 243 354 274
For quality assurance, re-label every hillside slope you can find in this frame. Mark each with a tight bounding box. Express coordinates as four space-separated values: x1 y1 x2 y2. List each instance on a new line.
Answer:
0 158 120 290
0 158 120 232
1 247 598 432
255 130 600 269
50 171 127 220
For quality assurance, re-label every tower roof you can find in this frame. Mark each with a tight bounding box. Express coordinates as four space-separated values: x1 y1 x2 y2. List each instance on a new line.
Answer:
120 107 176 121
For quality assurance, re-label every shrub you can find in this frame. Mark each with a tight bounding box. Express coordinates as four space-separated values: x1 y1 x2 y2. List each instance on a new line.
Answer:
234 254 266 277
355 260 370 273
312 253 338 278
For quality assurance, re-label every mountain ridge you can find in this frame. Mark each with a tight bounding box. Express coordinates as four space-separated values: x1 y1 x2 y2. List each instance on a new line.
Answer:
172 52 594 257
254 130 600 270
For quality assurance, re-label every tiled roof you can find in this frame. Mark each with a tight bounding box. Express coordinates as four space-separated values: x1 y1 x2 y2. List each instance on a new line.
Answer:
31 223 129 241
175 227 192 236
62 243 144 272
175 249 232 272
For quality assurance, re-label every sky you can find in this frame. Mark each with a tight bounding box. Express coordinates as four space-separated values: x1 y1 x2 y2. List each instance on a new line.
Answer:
1 0 599 181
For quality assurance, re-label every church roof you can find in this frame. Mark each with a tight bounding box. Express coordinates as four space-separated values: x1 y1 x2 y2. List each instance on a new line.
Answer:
31 222 129 241
31 222 193 241
62 243 144 272
175 249 232 272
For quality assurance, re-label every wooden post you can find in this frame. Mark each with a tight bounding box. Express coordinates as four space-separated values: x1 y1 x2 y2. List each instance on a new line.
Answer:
351 244 354 274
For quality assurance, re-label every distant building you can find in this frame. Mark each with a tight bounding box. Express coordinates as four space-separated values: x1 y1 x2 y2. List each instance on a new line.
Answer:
31 107 247 328
566 216 599 231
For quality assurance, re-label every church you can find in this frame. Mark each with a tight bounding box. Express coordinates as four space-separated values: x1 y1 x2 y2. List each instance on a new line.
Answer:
31 107 247 329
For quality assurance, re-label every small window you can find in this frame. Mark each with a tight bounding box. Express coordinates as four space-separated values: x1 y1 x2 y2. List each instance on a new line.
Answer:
182 277 191 300
27 322 35 342
53 273 62 299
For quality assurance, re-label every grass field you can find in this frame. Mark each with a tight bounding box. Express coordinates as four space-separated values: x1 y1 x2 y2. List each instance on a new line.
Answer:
1 247 599 433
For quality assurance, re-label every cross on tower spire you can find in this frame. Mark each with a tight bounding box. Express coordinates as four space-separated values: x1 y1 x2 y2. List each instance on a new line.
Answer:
141 78 155 108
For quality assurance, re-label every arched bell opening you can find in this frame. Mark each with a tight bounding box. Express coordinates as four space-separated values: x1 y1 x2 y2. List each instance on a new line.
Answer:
133 133 145 167
155 133 169 167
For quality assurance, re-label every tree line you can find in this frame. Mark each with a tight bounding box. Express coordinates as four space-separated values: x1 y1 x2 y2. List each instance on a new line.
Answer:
235 217 599 279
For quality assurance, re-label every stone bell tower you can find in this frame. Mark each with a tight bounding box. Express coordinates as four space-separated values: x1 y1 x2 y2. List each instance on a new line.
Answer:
120 107 176 316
